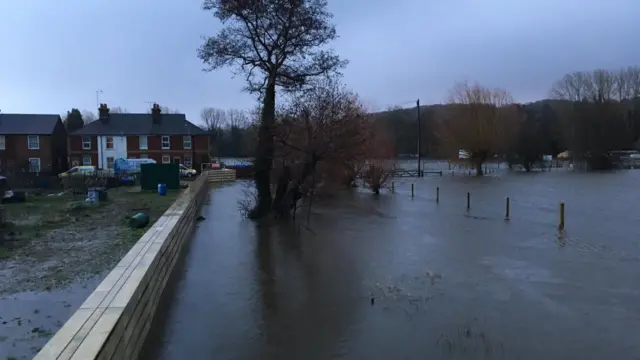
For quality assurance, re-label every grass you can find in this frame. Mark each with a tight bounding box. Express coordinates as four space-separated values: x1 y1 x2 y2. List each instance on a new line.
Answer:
0 187 180 260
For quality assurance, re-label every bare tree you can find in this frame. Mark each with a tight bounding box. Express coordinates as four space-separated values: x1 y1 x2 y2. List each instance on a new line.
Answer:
362 127 395 194
198 0 347 219
82 111 97 123
110 106 127 114
200 107 227 130
226 108 249 128
437 81 522 176
268 78 368 217
550 66 640 169
551 67 640 102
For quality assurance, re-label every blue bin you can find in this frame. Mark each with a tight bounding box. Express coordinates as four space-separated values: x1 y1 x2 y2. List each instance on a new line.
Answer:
157 183 167 196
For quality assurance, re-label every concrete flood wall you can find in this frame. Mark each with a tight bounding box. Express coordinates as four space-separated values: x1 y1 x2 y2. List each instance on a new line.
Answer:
206 169 236 182
34 174 209 360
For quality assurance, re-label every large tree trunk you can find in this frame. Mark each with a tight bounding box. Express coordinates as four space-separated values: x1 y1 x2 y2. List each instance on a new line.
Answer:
272 153 319 219
249 80 277 219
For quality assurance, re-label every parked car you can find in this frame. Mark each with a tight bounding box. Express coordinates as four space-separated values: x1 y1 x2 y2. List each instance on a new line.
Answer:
179 164 198 177
58 166 97 178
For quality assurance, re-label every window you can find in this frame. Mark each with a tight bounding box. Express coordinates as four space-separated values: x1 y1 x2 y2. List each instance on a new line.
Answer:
161 155 170 164
105 136 114 149
183 136 192 149
161 136 170 149
139 154 148 159
106 157 115 169
139 136 148 150
184 155 193 168
82 136 91 150
28 158 41 172
82 155 92 165
0 135 5 150
173 157 181 164
28 135 40 150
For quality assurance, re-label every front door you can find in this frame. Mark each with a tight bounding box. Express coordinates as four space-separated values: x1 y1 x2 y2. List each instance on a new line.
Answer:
173 157 181 164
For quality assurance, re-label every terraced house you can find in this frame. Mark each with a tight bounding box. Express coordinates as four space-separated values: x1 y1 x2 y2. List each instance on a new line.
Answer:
68 104 209 169
0 113 68 173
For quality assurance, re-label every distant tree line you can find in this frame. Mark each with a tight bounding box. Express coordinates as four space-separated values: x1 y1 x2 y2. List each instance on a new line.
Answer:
373 66 640 173
200 107 257 158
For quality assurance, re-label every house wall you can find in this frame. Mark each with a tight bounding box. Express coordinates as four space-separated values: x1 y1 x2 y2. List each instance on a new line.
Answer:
97 136 127 168
68 135 99 167
0 135 55 173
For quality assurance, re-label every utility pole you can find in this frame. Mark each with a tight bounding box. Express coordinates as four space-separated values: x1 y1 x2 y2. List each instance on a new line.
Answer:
95 90 103 108
417 99 422 177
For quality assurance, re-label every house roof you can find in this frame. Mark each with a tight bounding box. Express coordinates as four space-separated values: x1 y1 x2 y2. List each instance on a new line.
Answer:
70 113 207 136
0 114 62 135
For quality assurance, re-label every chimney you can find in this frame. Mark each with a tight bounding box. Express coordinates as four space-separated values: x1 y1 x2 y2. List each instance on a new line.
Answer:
99 103 110 123
151 103 161 124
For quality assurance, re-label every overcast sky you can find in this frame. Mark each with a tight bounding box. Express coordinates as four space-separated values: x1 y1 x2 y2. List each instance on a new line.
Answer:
1 0 638 123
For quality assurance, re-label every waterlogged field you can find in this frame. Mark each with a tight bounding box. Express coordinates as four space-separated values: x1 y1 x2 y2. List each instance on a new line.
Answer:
143 170 640 360
0 187 179 359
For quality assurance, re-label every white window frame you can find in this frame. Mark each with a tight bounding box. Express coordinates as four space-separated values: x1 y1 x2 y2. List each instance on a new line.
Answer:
82 136 91 150
82 155 92 165
0 135 5 150
184 155 193 168
161 136 170 150
161 155 170 164
28 135 40 150
106 156 115 169
28 158 41 172
183 136 192 149
105 136 114 150
139 135 148 150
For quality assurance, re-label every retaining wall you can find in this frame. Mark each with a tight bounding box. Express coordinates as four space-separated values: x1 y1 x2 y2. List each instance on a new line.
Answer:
206 168 236 182
34 174 209 360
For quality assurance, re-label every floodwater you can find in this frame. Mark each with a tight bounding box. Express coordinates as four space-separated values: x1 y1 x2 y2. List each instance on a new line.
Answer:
142 169 640 360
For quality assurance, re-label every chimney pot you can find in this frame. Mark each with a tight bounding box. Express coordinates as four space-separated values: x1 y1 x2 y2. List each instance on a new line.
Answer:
99 103 110 123
151 103 161 124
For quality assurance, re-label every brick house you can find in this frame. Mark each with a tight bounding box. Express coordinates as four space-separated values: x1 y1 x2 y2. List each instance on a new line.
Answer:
0 113 68 174
68 104 209 170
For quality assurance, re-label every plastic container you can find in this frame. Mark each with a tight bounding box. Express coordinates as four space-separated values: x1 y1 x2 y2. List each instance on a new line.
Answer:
87 188 99 202
158 183 167 196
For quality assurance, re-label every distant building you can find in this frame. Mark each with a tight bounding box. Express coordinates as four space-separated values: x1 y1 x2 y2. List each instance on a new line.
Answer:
0 113 68 173
68 104 209 170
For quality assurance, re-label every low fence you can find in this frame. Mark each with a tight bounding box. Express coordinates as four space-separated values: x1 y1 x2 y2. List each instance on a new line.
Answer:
34 173 209 360
391 181 567 230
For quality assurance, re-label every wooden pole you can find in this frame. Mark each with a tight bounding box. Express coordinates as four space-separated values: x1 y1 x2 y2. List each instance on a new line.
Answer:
505 197 510 220
466 192 470 211
411 183 414 197
436 187 440 203
391 181 395 192
559 202 565 229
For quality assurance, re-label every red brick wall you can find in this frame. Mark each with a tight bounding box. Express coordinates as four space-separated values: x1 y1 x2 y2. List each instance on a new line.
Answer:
69 135 97 152
0 135 55 172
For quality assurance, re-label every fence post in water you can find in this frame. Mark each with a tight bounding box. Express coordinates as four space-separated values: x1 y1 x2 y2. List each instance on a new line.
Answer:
391 181 395 192
466 192 470 211
411 183 414 197
559 202 565 229
505 197 510 220
436 187 440 203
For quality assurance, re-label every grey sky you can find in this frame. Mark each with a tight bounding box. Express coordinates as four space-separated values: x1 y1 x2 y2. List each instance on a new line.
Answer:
1 0 638 123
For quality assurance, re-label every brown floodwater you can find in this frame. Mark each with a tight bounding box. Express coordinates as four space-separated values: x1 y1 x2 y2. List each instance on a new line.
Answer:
142 169 640 360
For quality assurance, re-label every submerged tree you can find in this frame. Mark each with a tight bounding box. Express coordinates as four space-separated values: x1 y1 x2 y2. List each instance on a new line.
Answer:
271 78 367 217
198 0 347 219
437 81 522 176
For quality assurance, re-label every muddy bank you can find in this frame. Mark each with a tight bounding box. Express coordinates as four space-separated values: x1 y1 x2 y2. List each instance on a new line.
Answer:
0 186 179 359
